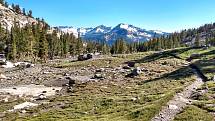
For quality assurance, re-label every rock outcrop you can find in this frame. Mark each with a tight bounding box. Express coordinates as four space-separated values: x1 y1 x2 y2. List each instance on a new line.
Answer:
0 4 37 30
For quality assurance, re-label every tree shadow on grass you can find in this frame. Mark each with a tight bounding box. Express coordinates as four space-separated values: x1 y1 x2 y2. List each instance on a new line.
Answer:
138 50 215 83
126 47 202 64
140 65 194 84
140 58 215 84
200 49 215 57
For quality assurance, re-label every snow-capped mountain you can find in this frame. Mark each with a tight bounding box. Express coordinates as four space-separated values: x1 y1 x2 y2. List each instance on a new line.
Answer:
57 23 169 44
58 26 93 37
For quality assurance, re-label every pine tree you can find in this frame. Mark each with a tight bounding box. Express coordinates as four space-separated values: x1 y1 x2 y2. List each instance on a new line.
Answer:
47 30 58 59
195 34 200 47
0 0 4 5
69 34 77 56
22 8 26 15
61 33 70 57
4 1 8 7
205 37 210 46
102 43 109 55
25 24 35 60
86 41 94 53
28 10 33 17
10 26 17 61
14 5 21 14
0 23 5 53
76 37 83 55
38 30 48 62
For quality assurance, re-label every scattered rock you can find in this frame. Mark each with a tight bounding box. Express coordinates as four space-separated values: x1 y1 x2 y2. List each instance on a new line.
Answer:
94 52 100 56
0 85 62 97
190 91 204 100
65 77 76 87
132 67 142 75
3 97 9 102
126 67 142 78
87 53 93 59
55 90 60 93
94 73 104 79
13 102 38 110
0 74 7 79
96 68 105 72
67 86 73 93
14 62 34 68
141 68 148 72
47 77 75 87
168 105 178 110
43 71 50 74
0 112 6 118
21 110 27 113
2 61 14 68
36 94 47 100
162 61 168 65
64 73 70 76
123 66 131 69
127 62 135 67
78 54 93 61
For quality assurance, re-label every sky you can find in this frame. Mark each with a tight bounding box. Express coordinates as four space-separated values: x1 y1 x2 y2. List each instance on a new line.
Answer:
6 0 215 32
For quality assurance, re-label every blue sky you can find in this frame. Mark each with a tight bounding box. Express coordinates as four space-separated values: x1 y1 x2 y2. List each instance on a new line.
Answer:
7 0 215 32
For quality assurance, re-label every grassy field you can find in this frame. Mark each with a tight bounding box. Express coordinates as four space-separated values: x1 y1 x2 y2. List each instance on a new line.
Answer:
1 47 215 121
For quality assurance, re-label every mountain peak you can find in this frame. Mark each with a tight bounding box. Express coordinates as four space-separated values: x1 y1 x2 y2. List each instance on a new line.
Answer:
57 23 169 44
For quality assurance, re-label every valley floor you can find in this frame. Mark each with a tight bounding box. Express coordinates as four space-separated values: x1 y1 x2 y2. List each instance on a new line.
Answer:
0 47 214 121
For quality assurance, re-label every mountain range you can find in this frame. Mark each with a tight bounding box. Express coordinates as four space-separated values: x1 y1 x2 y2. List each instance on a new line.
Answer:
57 23 169 44
0 3 169 45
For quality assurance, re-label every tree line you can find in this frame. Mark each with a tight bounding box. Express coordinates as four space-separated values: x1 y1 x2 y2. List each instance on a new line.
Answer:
0 20 107 62
1 0 215 61
110 23 215 54
0 0 33 17
1 20 214 62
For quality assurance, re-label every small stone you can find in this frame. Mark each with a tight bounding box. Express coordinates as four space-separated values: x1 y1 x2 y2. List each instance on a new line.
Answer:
43 71 50 74
65 77 76 86
3 97 8 102
94 74 104 79
96 68 105 72
21 110 27 113
131 97 137 101
128 62 135 67
36 94 47 100
0 112 6 118
168 105 178 110
64 73 70 76
162 61 168 65
132 67 142 76
0 74 7 79
123 66 131 69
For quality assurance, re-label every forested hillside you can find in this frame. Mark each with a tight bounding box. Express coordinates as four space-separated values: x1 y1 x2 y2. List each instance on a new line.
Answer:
0 0 215 62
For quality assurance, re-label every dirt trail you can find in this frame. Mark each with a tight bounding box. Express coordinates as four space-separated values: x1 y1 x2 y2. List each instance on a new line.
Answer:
152 77 204 121
151 64 206 121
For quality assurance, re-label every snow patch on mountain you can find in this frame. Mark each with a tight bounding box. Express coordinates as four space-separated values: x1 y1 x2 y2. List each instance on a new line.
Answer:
57 23 169 44
120 24 129 29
